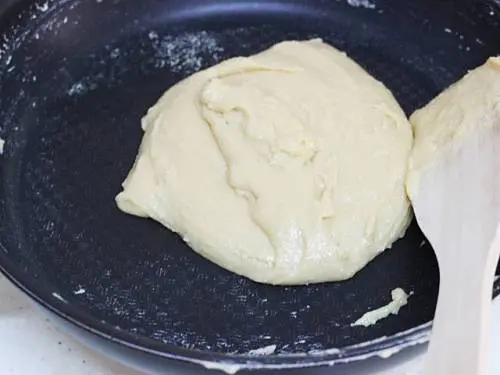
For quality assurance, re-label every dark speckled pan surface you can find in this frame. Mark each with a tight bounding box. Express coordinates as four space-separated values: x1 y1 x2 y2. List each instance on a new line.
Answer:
0 0 499 371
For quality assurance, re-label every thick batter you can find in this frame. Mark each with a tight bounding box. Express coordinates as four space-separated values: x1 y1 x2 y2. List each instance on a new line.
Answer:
116 39 413 285
408 57 500 196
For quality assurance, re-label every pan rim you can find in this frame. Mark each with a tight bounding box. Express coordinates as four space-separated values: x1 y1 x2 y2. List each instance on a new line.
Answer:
0 252 436 370
2 243 499 369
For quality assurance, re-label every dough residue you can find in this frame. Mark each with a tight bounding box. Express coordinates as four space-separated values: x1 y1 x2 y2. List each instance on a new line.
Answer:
116 39 413 285
247 344 277 356
352 288 410 327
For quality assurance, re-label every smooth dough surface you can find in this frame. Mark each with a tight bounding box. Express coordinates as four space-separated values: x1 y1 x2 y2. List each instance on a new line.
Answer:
407 57 500 196
116 40 413 285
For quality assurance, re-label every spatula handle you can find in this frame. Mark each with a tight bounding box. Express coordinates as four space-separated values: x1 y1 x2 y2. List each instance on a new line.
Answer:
425 229 500 375
425 273 492 375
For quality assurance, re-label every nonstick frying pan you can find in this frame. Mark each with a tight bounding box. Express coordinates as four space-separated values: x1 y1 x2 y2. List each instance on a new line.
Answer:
0 0 500 372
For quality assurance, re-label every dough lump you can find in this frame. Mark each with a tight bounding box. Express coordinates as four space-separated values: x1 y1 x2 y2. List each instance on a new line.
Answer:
408 57 500 196
116 40 413 285
352 288 410 327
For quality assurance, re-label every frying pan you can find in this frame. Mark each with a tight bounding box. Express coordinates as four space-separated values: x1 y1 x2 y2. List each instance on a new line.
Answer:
0 0 499 372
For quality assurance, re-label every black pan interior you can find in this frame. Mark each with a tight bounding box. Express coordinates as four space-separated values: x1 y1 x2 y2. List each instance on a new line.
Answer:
0 0 500 369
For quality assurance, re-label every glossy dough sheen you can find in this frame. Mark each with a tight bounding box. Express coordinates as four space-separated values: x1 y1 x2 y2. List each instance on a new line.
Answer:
116 40 413 285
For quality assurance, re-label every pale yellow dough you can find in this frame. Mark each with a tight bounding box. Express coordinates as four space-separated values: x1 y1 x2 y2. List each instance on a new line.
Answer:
408 57 500 196
352 288 410 327
116 39 413 285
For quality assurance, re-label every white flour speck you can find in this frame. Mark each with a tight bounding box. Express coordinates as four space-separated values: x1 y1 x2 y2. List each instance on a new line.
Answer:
346 0 376 9
148 31 159 40
110 48 121 59
36 2 49 12
444 28 452 33
73 287 86 295
44 221 55 231
68 82 86 96
0 138 5 154
247 344 277 356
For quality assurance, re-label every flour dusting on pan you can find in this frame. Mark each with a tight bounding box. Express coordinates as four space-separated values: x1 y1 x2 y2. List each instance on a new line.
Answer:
149 30 224 74
346 0 376 9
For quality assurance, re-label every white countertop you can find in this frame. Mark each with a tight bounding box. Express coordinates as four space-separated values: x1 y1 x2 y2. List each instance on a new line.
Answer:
0 275 140 375
1 273 499 375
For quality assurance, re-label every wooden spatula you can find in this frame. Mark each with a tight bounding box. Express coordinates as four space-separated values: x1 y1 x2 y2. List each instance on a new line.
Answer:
409 122 500 375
